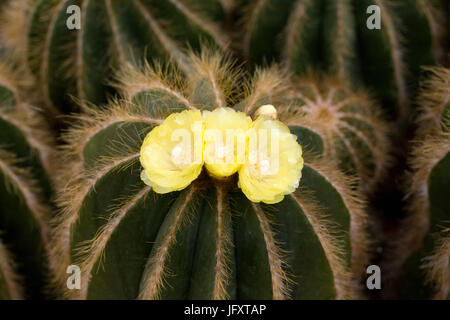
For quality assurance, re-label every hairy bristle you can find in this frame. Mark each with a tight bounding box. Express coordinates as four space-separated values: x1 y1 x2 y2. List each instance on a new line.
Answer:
289 189 352 299
416 0 447 64
0 149 51 262
113 60 193 109
0 0 32 63
394 134 450 271
302 154 370 298
282 0 313 71
165 0 229 51
422 229 450 300
375 0 408 117
0 103 55 176
138 185 198 300
241 0 269 59
0 238 24 300
416 66 450 135
186 49 241 109
330 0 355 80
211 185 233 300
252 203 292 299
73 186 152 299
280 75 390 193
242 65 290 114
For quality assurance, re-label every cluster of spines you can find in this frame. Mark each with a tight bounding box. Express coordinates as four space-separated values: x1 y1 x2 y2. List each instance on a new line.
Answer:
278 75 390 194
415 65 450 134
50 51 369 300
0 61 54 298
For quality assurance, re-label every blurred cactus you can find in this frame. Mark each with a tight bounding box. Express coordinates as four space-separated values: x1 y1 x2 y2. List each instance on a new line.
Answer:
0 62 54 298
241 0 447 119
395 66 450 299
51 51 369 299
0 0 229 113
279 76 389 193
0 238 23 300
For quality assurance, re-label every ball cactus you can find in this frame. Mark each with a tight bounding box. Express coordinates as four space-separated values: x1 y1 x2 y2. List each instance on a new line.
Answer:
0 62 54 298
51 51 369 299
395 66 450 299
0 0 229 113
242 0 447 119
278 76 389 193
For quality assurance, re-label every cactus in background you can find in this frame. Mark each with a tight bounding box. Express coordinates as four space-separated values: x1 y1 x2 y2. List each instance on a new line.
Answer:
0 0 229 113
0 0 33 61
0 239 23 300
242 0 447 119
278 76 389 193
0 62 54 298
395 66 450 299
51 51 369 299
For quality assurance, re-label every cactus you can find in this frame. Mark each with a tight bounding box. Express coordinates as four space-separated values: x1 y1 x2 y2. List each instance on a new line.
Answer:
0 62 54 298
416 66 450 134
242 0 447 119
0 0 229 113
395 66 450 299
278 76 389 193
0 238 23 300
51 51 369 299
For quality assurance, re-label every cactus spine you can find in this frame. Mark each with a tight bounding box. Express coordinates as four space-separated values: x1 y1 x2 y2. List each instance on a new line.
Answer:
51 51 369 299
0 0 229 113
0 62 54 298
279 76 389 193
242 0 446 119
0 239 23 300
396 66 450 299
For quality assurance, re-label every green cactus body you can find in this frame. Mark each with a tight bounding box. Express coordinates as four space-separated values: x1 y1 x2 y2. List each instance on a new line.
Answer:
52 52 369 299
278 76 389 193
397 66 450 299
0 63 54 298
243 0 446 119
5 0 228 113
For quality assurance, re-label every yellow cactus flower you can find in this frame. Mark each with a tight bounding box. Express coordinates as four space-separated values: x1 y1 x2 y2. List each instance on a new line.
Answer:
203 107 252 178
238 116 303 204
140 109 203 193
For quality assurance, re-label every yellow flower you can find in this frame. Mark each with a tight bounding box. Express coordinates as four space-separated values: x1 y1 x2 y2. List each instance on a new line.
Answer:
203 107 252 178
140 109 203 193
238 116 303 204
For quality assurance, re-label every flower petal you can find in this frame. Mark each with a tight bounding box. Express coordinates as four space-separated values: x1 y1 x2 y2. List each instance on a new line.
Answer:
238 116 304 204
203 107 252 178
140 109 203 193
